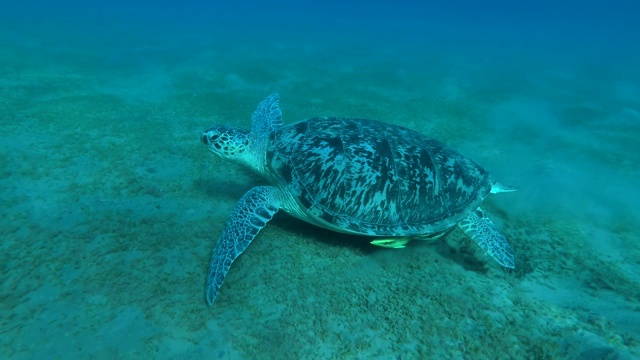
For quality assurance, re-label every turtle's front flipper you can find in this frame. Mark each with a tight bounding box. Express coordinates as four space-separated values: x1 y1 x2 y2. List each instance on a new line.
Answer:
457 208 515 268
206 186 281 305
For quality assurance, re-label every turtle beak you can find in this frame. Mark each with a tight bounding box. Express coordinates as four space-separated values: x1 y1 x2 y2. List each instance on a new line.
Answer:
201 133 210 145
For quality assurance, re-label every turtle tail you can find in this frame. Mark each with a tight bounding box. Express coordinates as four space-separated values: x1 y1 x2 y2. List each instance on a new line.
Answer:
490 181 517 194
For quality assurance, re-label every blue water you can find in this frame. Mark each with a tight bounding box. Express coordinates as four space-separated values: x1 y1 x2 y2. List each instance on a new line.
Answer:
1 1 639 359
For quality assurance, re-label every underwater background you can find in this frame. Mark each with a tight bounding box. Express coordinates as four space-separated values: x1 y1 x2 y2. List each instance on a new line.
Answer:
1 0 639 359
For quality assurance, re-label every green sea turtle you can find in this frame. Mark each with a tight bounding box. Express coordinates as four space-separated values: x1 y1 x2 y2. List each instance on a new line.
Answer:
201 93 516 305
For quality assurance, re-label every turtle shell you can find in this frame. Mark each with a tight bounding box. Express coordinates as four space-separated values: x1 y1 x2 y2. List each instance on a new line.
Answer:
265 117 492 236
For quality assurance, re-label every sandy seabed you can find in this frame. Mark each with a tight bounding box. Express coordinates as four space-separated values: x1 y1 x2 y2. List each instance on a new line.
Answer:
1 23 639 359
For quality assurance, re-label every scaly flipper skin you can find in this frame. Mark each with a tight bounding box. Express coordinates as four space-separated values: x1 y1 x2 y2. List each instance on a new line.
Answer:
457 208 515 268
205 186 281 305
251 93 283 135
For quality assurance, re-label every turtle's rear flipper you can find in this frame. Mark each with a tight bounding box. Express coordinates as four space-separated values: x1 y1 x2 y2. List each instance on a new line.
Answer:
205 186 280 305
458 208 515 268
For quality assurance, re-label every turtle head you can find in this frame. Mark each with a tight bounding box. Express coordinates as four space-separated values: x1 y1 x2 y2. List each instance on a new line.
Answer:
201 125 253 164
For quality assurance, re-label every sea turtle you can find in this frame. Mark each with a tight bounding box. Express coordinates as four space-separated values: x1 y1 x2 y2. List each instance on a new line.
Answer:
201 93 516 305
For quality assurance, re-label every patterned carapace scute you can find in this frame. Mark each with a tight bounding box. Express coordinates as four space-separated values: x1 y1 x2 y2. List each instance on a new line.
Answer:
266 117 492 236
